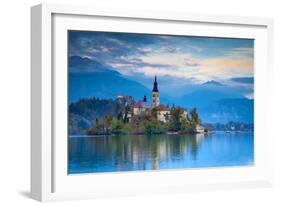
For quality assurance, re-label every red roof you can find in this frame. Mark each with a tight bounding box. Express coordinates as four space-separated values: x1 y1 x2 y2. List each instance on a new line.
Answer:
157 105 169 111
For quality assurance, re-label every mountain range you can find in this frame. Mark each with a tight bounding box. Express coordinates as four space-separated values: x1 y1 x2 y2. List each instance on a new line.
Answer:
69 56 150 102
69 56 254 124
198 98 254 123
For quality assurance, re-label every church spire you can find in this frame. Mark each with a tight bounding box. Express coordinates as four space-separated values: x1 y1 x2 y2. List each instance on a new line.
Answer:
152 75 160 107
152 75 159 92
143 95 147 102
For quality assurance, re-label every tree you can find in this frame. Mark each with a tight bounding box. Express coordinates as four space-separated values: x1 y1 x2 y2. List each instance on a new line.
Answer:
110 119 124 134
117 111 123 121
190 108 201 125
103 115 112 134
123 105 130 123
88 117 103 135
186 111 190 122
110 119 130 135
169 107 181 131
115 101 121 115
151 107 158 120
144 120 166 135
181 117 188 131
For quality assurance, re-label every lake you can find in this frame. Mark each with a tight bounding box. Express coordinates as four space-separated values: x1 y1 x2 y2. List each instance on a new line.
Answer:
68 132 254 174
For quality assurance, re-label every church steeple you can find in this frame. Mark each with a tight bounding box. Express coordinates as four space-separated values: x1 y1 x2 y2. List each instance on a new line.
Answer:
152 75 159 92
143 95 147 102
152 75 160 108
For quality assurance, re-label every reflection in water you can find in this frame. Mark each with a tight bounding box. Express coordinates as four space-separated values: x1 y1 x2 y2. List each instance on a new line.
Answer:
68 132 254 174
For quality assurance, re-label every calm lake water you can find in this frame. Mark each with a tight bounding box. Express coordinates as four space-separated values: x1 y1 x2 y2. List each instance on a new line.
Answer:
68 132 254 174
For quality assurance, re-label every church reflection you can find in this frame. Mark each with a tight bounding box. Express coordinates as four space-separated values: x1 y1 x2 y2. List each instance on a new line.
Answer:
68 133 210 173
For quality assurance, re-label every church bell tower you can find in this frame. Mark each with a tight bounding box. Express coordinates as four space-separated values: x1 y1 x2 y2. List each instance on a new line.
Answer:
152 75 160 108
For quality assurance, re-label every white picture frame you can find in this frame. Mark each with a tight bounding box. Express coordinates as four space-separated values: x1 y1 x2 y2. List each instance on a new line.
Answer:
31 3 274 202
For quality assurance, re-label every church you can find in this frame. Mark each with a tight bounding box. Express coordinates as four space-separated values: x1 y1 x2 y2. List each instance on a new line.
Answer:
152 76 160 108
118 75 188 124
131 75 172 123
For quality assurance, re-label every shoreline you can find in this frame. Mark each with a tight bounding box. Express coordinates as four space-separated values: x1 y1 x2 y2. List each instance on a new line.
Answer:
69 130 253 138
70 131 203 138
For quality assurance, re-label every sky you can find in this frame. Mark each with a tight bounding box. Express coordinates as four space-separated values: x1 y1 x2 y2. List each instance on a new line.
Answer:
68 30 254 84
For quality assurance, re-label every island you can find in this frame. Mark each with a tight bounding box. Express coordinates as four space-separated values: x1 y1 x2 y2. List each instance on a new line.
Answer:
83 76 207 136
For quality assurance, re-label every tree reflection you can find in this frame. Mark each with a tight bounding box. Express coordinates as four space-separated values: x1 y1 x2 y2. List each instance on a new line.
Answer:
68 133 208 173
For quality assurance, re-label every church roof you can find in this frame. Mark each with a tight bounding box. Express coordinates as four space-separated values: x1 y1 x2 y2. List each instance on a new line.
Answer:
157 104 169 111
152 75 159 92
133 100 150 109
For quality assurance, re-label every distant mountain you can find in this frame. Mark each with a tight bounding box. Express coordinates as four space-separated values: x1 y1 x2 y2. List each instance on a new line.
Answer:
177 86 243 108
198 98 254 123
202 80 224 86
68 56 254 125
69 55 116 73
230 77 254 84
69 56 150 102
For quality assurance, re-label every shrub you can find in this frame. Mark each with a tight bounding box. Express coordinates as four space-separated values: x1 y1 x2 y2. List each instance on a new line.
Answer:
110 119 130 135
144 120 166 135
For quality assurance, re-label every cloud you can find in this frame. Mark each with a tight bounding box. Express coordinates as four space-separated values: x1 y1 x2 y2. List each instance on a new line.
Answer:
139 53 200 69
69 31 254 82
109 49 253 82
199 57 253 78
69 31 162 63
188 45 204 52
226 47 254 57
